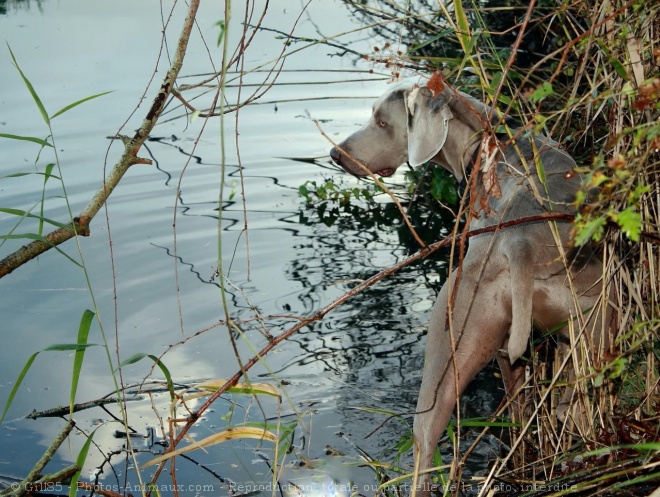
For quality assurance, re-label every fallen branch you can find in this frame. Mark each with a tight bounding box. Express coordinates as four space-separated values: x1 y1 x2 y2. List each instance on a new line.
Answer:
26 396 143 420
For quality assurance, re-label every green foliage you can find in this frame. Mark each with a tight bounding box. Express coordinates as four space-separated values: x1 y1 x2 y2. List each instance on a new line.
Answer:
573 149 654 245
405 165 458 205
572 213 607 246
615 206 644 242
70 425 101 497
298 178 379 205
528 82 554 104
70 309 95 416
215 20 226 47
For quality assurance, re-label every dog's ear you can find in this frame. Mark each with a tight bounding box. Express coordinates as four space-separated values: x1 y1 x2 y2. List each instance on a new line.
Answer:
405 87 453 167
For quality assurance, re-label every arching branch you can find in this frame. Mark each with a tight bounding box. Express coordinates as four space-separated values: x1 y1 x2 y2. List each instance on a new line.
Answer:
0 0 200 279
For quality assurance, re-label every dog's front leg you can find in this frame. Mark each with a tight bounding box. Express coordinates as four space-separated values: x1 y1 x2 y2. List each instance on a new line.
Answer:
413 263 511 496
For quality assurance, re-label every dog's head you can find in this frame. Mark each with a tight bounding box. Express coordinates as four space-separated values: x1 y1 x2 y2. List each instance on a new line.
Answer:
329 81 454 177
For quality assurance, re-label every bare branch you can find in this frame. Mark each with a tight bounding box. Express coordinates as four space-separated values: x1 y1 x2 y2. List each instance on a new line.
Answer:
0 0 200 279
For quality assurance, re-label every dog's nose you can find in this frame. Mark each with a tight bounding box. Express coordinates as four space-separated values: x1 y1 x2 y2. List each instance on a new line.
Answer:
329 146 342 164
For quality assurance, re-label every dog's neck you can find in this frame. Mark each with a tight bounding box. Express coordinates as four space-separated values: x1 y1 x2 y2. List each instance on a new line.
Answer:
430 89 495 182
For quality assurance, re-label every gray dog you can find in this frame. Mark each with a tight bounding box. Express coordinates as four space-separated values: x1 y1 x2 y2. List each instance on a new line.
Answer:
329 80 613 493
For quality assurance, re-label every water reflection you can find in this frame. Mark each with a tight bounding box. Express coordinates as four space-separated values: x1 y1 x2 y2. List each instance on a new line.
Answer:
0 0 512 493
0 0 45 15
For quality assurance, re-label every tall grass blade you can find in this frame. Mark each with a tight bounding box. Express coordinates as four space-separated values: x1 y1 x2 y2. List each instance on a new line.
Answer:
452 0 471 54
0 132 52 147
6 44 50 126
1 172 61 180
408 29 453 52
38 163 56 235
0 232 83 267
0 208 71 230
0 352 38 424
50 91 113 120
70 310 95 415
0 343 98 423
43 344 98 352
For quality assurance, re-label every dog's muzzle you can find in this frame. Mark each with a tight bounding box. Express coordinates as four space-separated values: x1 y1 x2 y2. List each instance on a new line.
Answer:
329 147 394 177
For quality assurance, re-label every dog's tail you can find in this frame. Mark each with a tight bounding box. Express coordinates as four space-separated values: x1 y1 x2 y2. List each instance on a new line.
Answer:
506 239 535 363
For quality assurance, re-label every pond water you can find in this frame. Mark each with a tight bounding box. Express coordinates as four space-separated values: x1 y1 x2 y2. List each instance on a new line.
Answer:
0 1 502 495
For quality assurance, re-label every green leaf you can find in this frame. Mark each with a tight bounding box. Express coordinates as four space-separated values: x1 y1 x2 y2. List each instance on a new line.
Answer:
0 208 71 230
0 342 98 424
0 233 49 241
488 71 502 94
628 183 650 204
0 171 61 180
43 344 98 352
0 352 38 424
607 357 627 380
535 157 547 185
408 29 454 53
51 91 113 120
215 20 226 47
608 57 630 80
0 132 52 147
43 163 56 182
69 425 101 497
70 310 95 416
573 215 607 245
574 189 587 207
430 168 458 204
117 353 175 400
529 82 554 104
615 206 642 242
7 43 49 126
396 434 414 456
594 371 604 387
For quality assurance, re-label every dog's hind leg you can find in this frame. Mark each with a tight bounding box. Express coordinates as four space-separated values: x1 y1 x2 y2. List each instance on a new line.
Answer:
413 256 512 495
